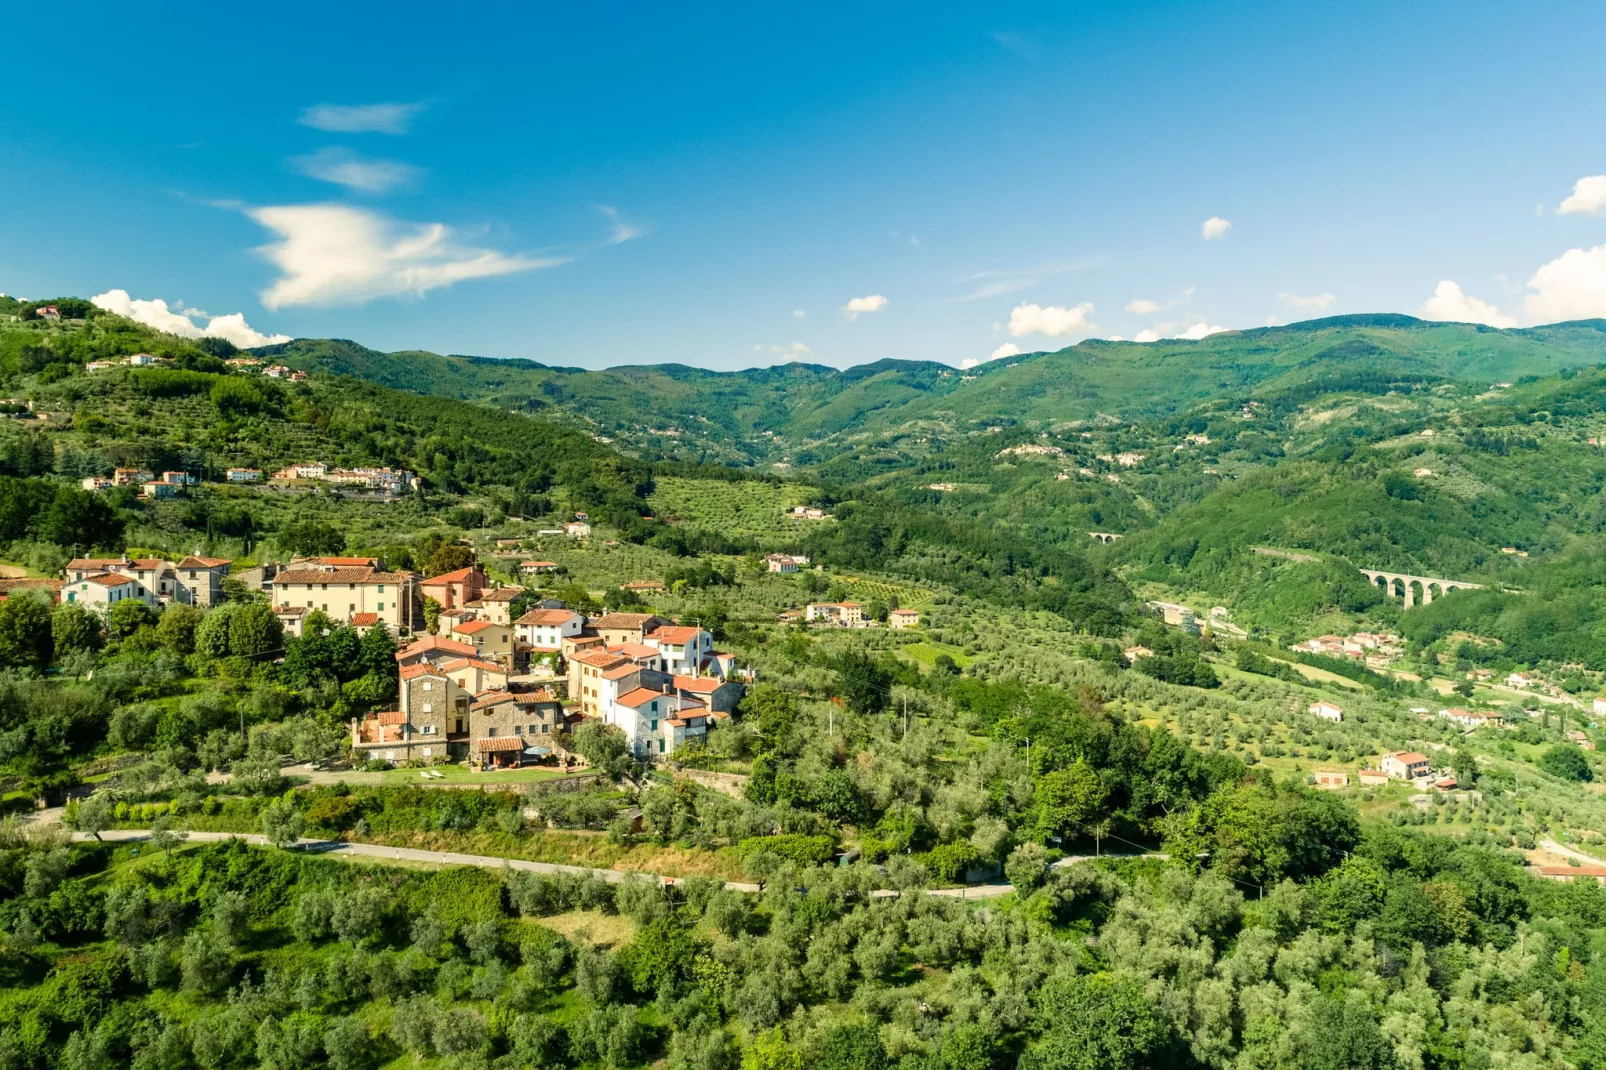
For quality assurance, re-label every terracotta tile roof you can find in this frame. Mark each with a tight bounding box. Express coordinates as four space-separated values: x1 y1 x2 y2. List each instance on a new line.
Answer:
439 656 505 674
477 588 522 602
455 620 498 634
399 664 446 681
572 648 629 669
609 642 661 659
67 557 125 571
396 635 477 660
0 578 62 594
616 687 669 707
178 555 231 568
471 690 515 709
351 612 379 626
516 608 582 626
314 557 381 567
376 710 408 725
422 566 479 585
593 612 661 631
1394 751 1430 765
673 675 723 693
82 572 134 588
475 736 525 752
275 567 406 585
602 664 642 681
652 625 705 644
276 605 309 616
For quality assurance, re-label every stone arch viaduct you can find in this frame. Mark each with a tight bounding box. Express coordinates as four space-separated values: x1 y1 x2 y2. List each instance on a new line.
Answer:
1087 532 1123 544
1358 569 1482 609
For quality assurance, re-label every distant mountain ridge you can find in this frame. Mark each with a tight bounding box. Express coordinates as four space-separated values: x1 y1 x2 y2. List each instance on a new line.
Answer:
255 316 1606 467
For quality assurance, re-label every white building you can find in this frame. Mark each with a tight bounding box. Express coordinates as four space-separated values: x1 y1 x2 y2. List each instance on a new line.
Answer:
514 607 586 651
647 625 714 675
1308 700 1344 722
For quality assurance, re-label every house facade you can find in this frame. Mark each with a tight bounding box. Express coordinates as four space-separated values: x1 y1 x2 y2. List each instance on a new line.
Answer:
647 625 714 675
420 565 488 612
271 562 418 632
468 689 566 768
515 607 586 650
593 612 669 647
1381 751 1432 780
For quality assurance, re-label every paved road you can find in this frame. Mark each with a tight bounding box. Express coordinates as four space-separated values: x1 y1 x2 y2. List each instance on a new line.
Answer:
76 831 1168 900
75 829 762 892
1539 838 1606 867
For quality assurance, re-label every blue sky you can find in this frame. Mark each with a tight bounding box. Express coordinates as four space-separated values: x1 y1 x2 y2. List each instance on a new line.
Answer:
5 1 1606 370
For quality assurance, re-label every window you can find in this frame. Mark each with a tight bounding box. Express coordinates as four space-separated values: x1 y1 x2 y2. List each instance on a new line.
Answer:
422 725 436 735
422 703 433 713
658 739 665 753
378 585 385 593
650 719 658 731
423 681 432 691
487 727 498 737
378 602 385 611
321 583 328 590
349 583 356 590
540 724 549 734
512 725 522 735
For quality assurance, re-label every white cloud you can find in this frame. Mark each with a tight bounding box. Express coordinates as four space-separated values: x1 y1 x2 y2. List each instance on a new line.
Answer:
1134 329 1160 343
1175 322 1227 340
1278 291 1336 310
1415 280 1516 328
770 342 812 358
792 309 806 318
843 294 888 318
298 101 424 135
1006 301 1094 337
598 205 648 244
246 203 559 309
1125 298 1161 314
91 289 291 348
1558 175 1606 216
1201 216 1232 240
958 341 1024 371
293 147 420 194
1525 245 1606 323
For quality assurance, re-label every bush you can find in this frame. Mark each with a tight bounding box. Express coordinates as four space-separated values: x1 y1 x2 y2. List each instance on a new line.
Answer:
736 833 835 867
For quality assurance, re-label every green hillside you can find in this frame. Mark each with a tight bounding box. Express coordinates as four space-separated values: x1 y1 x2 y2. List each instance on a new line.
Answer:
259 316 1606 469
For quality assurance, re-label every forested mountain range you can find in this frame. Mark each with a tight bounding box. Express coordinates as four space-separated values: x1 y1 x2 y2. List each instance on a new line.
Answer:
258 316 1606 466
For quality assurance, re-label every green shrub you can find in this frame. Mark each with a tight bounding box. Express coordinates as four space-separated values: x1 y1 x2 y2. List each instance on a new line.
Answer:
736 833 835 866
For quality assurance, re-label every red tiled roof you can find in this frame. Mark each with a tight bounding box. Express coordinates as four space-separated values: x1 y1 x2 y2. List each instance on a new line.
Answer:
609 642 660 659
315 557 380 567
674 675 722 693
275 567 406 585
517 608 581 626
82 572 134 588
1394 751 1430 764
477 588 522 602
178 555 231 568
375 710 408 726
351 612 379 626
455 619 498 634
400 664 446 681
396 635 476 660
276 605 309 616
475 737 525 752
422 566 479 585
603 664 642 681
439 657 504 674
616 687 669 707
0 578 62 594
652 625 705 644
572 648 629 669
67 557 125 570
593 612 661 631
471 690 514 709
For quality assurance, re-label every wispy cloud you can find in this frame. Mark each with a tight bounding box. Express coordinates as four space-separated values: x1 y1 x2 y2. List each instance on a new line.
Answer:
843 294 888 319
598 205 650 244
298 101 425 135
1277 291 1336 310
293 147 421 194
1174 322 1227 339
246 203 561 309
91 289 290 347
950 258 1095 303
954 278 1038 303
991 31 1041 60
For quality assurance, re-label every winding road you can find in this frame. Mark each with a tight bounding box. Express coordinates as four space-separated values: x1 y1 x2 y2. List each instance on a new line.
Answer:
73 830 1170 899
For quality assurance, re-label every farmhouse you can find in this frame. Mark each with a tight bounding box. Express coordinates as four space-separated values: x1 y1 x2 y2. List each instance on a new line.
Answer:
1381 751 1432 781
